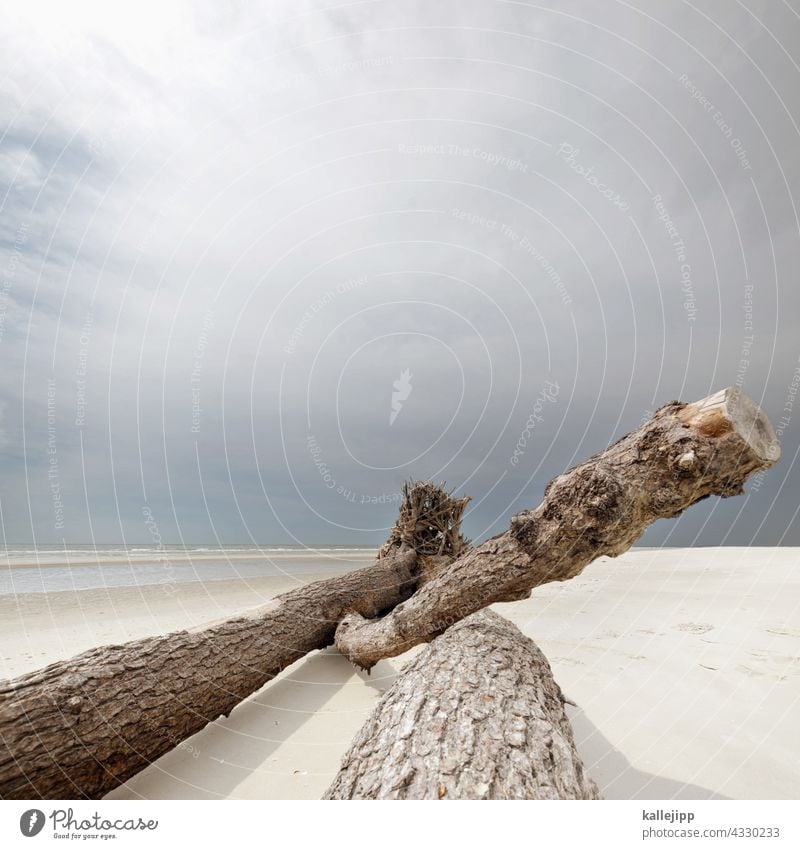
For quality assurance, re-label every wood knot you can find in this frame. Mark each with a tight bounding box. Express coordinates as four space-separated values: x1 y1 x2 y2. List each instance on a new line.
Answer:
65 696 83 713
681 407 734 439
510 512 538 553
677 450 698 472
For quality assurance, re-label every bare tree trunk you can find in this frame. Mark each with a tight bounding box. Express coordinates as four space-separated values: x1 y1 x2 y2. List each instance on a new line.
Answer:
326 610 600 800
0 482 467 800
0 482 470 801
335 387 780 669
0 548 423 800
0 388 778 799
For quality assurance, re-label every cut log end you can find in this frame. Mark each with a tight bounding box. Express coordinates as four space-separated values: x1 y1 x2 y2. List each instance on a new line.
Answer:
679 386 780 464
1 394 779 799
335 386 781 669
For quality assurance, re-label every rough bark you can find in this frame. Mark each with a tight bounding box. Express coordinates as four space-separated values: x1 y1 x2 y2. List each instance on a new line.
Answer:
335 387 780 669
325 610 600 800
0 482 470 800
0 547 422 800
0 387 779 799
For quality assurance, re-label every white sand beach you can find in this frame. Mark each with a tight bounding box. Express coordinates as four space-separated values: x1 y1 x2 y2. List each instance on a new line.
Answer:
2 547 798 800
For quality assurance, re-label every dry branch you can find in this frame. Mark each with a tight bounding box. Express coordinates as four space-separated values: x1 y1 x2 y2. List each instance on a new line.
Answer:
0 482 462 800
335 387 780 669
0 387 780 800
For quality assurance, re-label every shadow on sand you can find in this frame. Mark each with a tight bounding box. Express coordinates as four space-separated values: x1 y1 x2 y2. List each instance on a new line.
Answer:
106 648 400 800
567 704 729 799
107 652 727 800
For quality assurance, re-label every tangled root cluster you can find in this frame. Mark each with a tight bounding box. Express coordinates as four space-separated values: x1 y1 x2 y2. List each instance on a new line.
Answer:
381 480 470 559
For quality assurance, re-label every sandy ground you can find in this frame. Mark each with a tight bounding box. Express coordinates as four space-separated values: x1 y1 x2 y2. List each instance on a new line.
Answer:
1 547 798 800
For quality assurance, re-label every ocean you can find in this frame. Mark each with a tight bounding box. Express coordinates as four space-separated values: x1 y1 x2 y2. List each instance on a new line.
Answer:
0 545 376 594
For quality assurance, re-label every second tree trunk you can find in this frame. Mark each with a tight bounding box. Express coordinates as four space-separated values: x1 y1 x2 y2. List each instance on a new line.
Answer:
326 610 600 800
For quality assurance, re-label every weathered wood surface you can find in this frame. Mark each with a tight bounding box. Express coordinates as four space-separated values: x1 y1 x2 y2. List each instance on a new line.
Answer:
0 547 422 799
326 610 600 800
335 387 780 669
0 388 779 799
0 482 469 800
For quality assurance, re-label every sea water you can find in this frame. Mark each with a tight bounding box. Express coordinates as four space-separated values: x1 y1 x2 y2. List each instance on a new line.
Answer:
0 545 375 594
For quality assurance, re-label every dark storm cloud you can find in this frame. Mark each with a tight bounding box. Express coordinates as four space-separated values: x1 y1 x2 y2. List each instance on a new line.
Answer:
0 0 798 546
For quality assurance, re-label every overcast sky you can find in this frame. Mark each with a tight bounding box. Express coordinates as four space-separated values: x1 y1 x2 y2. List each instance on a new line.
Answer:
1 0 799 547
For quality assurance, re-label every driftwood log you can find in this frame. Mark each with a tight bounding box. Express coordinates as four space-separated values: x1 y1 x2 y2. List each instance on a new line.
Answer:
0 484 467 799
325 610 600 800
0 387 779 799
335 387 780 669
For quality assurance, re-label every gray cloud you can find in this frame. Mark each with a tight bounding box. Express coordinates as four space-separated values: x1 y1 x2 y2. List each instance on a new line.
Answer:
1 0 798 547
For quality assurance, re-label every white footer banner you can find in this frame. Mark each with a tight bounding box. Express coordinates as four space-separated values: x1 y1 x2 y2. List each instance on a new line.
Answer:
1 799 796 848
